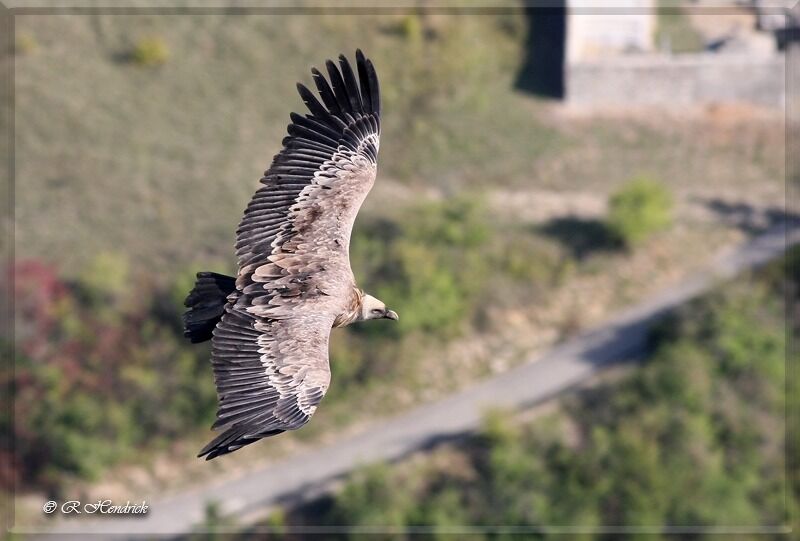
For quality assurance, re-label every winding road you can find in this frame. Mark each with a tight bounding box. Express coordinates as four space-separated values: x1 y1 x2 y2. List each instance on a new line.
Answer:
25 223 799 538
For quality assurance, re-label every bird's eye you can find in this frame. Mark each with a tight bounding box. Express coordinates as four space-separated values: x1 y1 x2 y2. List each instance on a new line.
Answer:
371 309 382 314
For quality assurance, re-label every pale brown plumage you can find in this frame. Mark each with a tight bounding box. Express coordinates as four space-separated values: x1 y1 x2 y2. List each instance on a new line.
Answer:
183 51 395 460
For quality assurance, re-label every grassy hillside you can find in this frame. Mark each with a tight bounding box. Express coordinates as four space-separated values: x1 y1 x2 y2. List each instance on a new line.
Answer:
13 11 784 278
14 12 525 276
270 248 795 537
7 8 790 519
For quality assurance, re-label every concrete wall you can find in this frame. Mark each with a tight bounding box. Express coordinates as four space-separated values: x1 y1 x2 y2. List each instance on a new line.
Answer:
566 53 786 108
567 1 656 62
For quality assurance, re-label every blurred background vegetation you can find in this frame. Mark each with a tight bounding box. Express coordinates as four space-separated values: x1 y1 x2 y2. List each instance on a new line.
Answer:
4 5 792 535
269 250 795 538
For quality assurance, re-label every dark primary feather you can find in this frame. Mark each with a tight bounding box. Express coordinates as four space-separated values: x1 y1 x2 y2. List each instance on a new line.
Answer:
338 54 363 113
197 50 381 460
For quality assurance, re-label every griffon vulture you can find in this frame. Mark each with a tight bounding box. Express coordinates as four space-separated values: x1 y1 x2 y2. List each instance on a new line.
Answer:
183 51 396 460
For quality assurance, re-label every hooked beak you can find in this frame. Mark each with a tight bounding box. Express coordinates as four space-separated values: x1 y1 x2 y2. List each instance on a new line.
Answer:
384 309 399 321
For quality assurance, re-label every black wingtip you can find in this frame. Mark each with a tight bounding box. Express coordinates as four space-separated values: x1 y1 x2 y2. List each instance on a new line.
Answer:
337 54 363 113
198 427 286 460
300 51 380 119
289 51 380 152
197 426 245 460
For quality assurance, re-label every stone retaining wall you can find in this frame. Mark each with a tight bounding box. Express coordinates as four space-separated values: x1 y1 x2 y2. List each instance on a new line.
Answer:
566 53 786 108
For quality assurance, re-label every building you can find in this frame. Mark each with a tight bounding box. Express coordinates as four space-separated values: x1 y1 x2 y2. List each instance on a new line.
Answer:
517 1 790 108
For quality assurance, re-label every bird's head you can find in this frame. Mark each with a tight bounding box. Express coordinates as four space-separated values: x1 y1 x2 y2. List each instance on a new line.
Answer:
360 294 399 322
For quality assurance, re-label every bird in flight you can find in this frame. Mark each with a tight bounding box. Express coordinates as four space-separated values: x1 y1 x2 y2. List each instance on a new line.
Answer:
183 50 397 460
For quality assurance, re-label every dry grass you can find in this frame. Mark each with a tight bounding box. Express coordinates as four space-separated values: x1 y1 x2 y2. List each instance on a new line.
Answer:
13 13 785 279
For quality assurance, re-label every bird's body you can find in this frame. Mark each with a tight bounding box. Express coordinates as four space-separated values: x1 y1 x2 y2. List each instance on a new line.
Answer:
183 51 397 460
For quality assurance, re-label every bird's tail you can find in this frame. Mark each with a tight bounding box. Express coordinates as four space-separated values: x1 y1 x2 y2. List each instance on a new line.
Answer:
183 272 236 344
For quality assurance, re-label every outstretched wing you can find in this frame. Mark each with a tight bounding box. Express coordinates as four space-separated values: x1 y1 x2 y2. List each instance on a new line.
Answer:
236 49 380 294
200 50 381 459
199 306 334 460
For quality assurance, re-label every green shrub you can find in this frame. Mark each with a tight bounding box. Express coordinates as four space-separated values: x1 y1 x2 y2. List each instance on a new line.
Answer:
329 463 417 529
379 241 467 335
264 508 287 537
406 197 490 248
480 408 520 446
351 195 493 338
399 14 423 44
336 195 581 392
492 232 572 288
131 36 169 66
9 259 217 491
606 177 673 246
81 251 130 307
195 500 237 537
